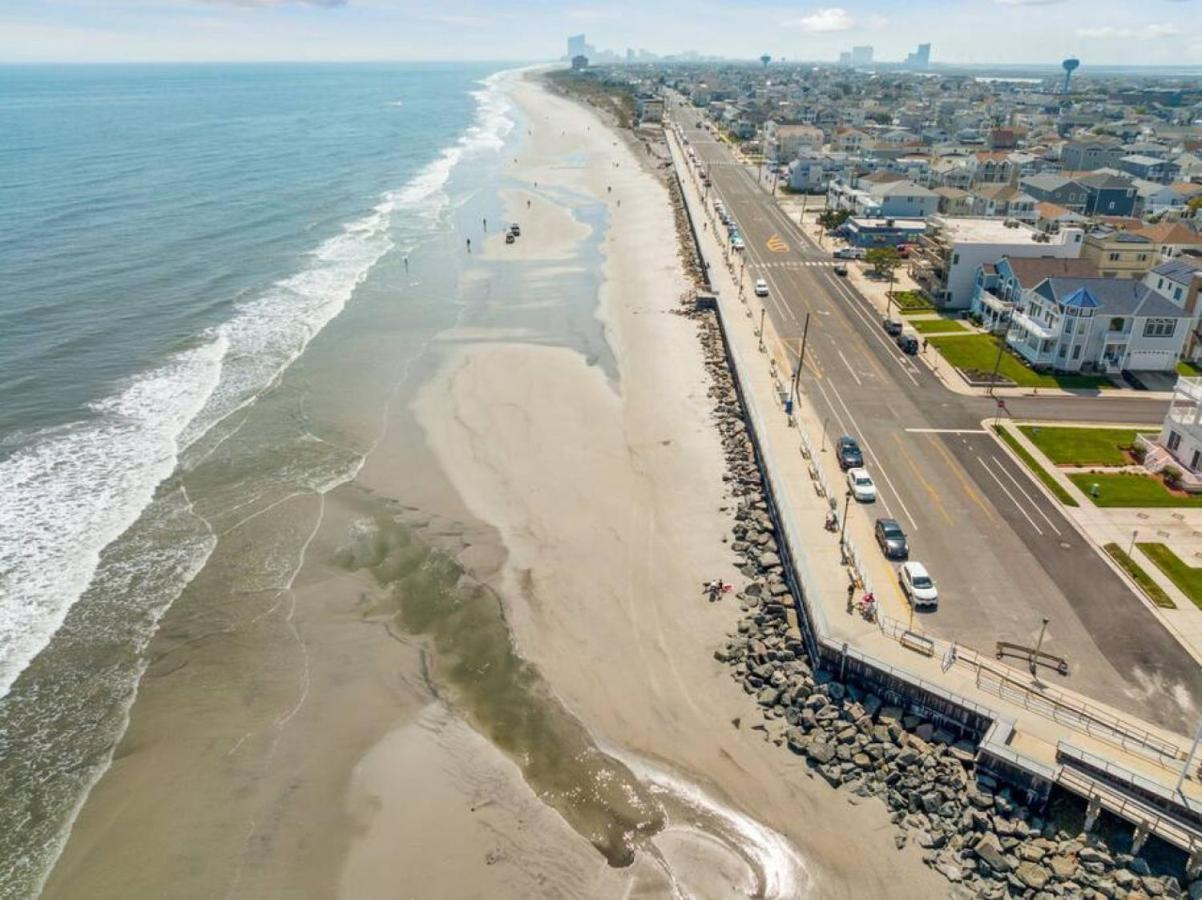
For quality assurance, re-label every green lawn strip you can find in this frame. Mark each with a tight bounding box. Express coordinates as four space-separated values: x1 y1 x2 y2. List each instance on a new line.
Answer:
1138 543 1202 610
911 318 967 335
1177 360 1202 377
1104 544 1177 609
928 334 1113 391
992 425 1079 507
1018 425 1149 467
1067 472 1202 508
889 290 934 312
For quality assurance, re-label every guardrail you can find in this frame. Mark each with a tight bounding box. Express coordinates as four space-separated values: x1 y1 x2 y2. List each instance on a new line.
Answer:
1057 765 1201 856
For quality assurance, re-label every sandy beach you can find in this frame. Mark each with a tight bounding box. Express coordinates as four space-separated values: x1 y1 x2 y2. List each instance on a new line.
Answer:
42 70 946 899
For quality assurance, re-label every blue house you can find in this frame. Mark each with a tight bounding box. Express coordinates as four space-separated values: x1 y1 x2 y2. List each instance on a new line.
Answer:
843 217 927 248
1076 172 1138 217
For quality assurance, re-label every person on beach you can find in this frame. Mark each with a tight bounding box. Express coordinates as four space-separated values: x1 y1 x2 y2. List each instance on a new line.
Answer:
466 237 471 252
483 217 487 231
403 256 408 272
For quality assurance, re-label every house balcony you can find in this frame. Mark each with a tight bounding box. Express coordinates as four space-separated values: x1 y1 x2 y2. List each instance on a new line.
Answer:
1136 433 1202 493
1010 310 1058 342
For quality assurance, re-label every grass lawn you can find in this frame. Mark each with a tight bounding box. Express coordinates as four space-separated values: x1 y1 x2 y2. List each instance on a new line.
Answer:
889 290 934 312
1067 472 1202 508
1177 360 1202 377
993 426 1079 507
928 334 1113 391
911 318 967 335
1018 426 1152 467
1104 544 1176 609
1138 543 1202 610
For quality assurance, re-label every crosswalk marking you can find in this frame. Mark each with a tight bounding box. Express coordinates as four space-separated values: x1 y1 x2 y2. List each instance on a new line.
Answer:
754 260 837 269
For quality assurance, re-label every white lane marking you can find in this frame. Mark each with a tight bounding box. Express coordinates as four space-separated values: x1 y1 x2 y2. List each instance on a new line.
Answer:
835 348 863 386
818 272 921 387
991 454 1062 536
976 455 1044 536
905 428 989 434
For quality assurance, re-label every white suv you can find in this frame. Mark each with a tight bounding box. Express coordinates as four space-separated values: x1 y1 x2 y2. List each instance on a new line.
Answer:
754 278 769 297
899 562 939 609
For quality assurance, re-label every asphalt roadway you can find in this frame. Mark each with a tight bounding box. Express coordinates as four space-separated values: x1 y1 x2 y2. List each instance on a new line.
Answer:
670 101 1202 733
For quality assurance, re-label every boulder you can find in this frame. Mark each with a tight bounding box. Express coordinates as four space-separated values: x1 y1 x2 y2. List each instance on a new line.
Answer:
1015 861 1051 890
973 833 1012 873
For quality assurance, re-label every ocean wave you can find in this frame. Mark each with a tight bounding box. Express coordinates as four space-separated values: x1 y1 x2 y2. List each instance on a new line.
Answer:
0 337 226 700
0 68 516 703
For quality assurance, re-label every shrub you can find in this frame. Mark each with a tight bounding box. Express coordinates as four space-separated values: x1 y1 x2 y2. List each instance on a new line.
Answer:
1164 466 1183 488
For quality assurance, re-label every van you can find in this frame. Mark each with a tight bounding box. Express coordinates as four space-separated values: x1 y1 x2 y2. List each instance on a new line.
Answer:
833 247 866 260
896 329 919 355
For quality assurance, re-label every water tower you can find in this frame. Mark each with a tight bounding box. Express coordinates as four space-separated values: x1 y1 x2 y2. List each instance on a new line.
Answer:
760 54 771 68
1061 58 1080 94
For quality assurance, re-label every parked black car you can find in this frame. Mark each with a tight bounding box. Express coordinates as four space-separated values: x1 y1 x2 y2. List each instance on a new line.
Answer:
874 518 909 559
836 435 863 470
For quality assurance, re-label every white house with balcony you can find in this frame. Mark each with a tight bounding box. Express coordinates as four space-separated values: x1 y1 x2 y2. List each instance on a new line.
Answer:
1005 275 1191 374
1142 377 1202 491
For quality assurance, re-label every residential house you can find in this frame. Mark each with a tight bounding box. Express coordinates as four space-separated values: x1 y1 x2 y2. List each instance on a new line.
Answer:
1140 222 1202 261
910 216 1084 309
933 186 974 217
773 124 825 161
970 183 1038 222
834 128 870 153
1081 228 1158 279
1021 174 1088 212
971 256 1099 332
1117 154 1174 183
1060 140 1125 171
969 150 1015 185
1076 172 1139 217
1146 377 1202 487
827 177 939 218
843 217 927 248
1005 275 1191 373
1036 202 1088 232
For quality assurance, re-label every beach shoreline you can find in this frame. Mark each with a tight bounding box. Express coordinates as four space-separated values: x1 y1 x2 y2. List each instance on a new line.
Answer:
41 69 944 899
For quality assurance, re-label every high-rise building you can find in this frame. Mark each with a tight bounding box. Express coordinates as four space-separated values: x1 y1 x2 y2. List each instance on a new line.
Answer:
850 46 874 65
838 51 852 66
567 34 587 59
904 43 931 68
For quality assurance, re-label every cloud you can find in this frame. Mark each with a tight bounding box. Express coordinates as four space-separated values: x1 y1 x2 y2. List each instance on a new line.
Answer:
1076 23 1182 38
784 7 854 32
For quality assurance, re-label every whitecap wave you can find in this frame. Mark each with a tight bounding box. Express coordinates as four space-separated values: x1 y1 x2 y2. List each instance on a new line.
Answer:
0 68 517 702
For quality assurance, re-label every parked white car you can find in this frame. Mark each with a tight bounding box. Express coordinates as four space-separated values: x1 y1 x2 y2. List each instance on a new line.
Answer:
899 561 939 609
754 278 769 297
731 236 745 250
846 467 876 502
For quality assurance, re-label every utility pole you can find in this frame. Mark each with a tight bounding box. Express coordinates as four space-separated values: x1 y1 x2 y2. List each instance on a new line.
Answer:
987 334 1007 398
790 314 810 411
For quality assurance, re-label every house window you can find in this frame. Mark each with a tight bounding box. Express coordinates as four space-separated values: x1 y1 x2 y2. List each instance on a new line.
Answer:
1175 287 1184 301
1058 343 1067 358
1108 252 1120 261
1143 318 1176 338
1193 449 1202 472
1168 430 1182 451
1109 317 1124 331
1138 254 1148 262
1072 345 1082 360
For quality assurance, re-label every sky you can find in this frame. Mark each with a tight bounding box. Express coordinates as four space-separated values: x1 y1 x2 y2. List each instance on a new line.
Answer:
1 0 1200 66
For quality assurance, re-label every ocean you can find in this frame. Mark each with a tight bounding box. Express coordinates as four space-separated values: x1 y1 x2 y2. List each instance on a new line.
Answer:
0 61 514 894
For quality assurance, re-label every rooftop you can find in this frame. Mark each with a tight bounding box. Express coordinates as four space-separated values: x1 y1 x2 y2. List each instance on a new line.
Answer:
932 216 1058 244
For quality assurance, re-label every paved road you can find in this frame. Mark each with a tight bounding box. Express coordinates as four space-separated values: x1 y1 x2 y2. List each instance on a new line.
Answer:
670 103 1202 732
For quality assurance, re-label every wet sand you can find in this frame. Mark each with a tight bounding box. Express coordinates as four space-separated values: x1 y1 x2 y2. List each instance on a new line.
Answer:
43 71 947 899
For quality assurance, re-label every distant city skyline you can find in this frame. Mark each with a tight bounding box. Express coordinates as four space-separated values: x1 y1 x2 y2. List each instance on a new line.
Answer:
2 0 1201 65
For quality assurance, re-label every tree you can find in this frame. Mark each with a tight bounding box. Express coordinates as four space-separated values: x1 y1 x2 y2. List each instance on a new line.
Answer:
1187 196 1202 218
865 246 902 279
817 209 850 231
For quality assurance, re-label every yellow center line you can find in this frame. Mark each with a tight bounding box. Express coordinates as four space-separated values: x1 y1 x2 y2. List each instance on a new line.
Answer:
925 433 997 521
890 433 954 526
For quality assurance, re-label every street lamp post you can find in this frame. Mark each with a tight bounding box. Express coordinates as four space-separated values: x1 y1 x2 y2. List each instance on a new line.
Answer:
1031 617 1050 676
838 489 853 560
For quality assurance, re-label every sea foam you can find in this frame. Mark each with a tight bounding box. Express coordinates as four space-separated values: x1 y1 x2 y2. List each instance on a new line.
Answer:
0 70 515 703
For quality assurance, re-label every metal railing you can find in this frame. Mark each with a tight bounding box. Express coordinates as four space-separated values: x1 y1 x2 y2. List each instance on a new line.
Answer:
1056 766 1201 855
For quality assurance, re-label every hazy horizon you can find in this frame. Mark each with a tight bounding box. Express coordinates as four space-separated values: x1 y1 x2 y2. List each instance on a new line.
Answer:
3 0 1201 67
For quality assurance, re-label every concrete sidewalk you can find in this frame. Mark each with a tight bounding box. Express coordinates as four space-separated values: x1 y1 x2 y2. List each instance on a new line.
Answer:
667 125 1202 810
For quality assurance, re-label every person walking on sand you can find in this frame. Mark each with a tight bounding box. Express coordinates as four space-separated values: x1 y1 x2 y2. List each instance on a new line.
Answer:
483 217 487 231
403 256 409 272
466 237 471 252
